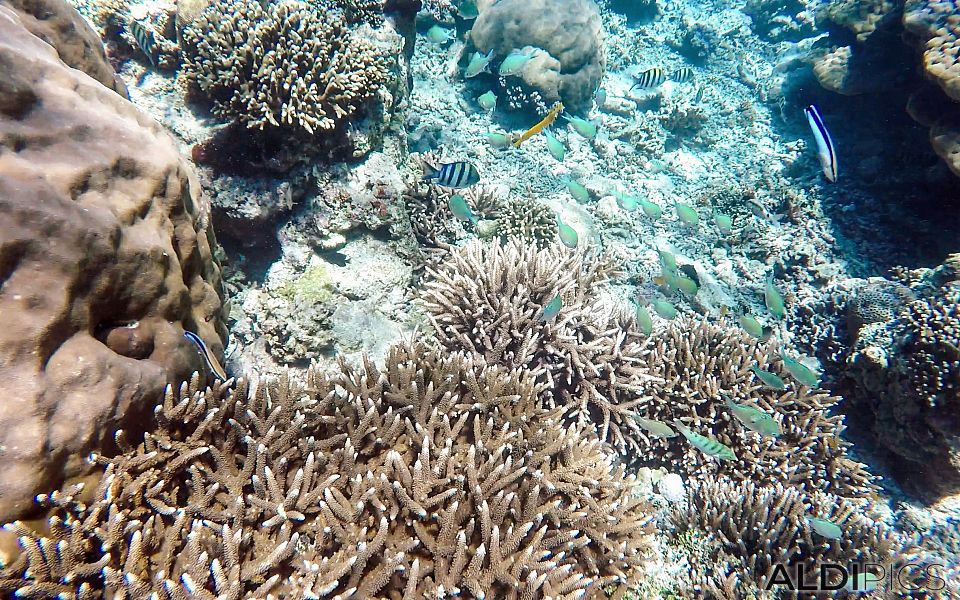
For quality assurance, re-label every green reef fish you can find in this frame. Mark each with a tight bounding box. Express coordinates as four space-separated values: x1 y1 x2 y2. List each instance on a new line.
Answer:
724 396 781 437
426 25 453 44
807 517 843 540
750 365 786 391
614 191 638 211
764 276 786 318
674 202 699 227
737 313 764 339
544 130 565 161
657 249 677 271
652 299 677 319
634 302 653 335
639 199 663 220
635 416 676 439
556 217 578 248
478 90 497 111
184 331 227 381
781 354 820 388
485 132 511 149
676 273 699 296
566 179 590 203
448 194 477 224
456 0 479 18
714 212 733 235
562 115 597 140
498 49 534 76
464 49 494 78
540 295 562 322
673 421 737 461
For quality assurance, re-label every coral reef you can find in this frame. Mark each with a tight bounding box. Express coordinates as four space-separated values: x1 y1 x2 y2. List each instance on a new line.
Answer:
469 0 605 111
181 0 398 135
0 343 654 598
843 280 960 498
632 317 876 499
421 240 656 454
668 477 905 598
846 278 915 338
0 4 224 522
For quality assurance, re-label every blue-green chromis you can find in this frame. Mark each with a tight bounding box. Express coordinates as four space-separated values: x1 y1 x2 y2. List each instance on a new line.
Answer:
540 295 562 321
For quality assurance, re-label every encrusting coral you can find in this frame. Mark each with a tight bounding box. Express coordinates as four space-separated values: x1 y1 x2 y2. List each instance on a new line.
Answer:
180 0 396 135
0 343 654 598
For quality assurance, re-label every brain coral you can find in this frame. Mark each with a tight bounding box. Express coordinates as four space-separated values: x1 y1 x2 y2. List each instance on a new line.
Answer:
181 0 397 134
0 344 654 598
470 0 605 112
0 3 224 522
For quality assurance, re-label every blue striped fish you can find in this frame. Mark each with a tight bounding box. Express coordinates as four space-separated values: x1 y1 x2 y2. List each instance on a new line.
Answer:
422 161 481 189
671 67 694 83
631 67 667 90
804 104 837 183
184 331 228 381
128 19 157 66
673 421 737 461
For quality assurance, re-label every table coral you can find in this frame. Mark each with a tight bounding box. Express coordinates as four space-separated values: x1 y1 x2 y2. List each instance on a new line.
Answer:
0 344 654 598
181 0 397 135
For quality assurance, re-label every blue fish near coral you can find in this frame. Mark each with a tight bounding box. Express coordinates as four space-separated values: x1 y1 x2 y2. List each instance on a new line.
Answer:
184 330 228 381
423 161 481 188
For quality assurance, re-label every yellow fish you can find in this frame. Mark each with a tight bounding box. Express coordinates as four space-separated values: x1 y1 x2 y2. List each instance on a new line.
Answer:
512 102 564 148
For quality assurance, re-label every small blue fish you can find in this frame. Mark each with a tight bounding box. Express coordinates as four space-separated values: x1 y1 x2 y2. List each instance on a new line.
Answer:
714 212 733 235
184 331 227 381
544 130 565 161
807 517 843 540
594 87 607 107
750 365 786 391
724 395 780 437
465 49 495 78
566 179 590 203
457 0 479 18
634 302 653 335
652 299 677 319
639 199 663 220
449 194 477 224
674 203 699 227
485 132 511 149
764 276 786 319
478 90 497 111
737 313 764 339
426 25 454 44
556 217 578 248
673 421 737 461
635 416 676 438
781 354 820 388
540 295 562 322
615 192 638 211
562 115 597 140
498 50 534 76
423 161 481 188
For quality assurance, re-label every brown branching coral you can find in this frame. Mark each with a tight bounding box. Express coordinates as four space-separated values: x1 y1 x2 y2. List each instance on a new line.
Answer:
668 477 903 599
0 344 654 598
632 317 876 499
181 0 395 134
421 240 657 454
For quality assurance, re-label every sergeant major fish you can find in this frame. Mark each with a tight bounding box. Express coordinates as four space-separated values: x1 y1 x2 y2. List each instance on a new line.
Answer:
673 421 737 461
804 104 837 183
184 331 227 381
129 19 158 66
671 67 695 83
422 161 481 188
631 67 667 90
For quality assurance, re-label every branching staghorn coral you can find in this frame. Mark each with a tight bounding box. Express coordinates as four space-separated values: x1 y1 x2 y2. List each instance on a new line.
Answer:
0 344 653 598
180 0 394 134
421 240 658 454
668 477 904 599
632 317 877 499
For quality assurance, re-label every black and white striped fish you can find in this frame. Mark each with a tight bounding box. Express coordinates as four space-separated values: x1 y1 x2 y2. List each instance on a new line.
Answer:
803 104 837 183
184 331 228 381
631 67 667 90
422 161 481 188
671 67 694 83
128 19 157 66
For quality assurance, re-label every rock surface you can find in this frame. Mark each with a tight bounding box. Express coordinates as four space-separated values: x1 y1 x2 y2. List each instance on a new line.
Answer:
0 1 224 520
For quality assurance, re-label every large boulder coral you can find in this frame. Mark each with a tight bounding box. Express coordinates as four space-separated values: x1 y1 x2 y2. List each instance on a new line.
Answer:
0 2 224 521
469 0 605 112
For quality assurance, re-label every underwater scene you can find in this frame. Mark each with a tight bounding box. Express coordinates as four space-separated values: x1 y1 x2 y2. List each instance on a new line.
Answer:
1 0 960 596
